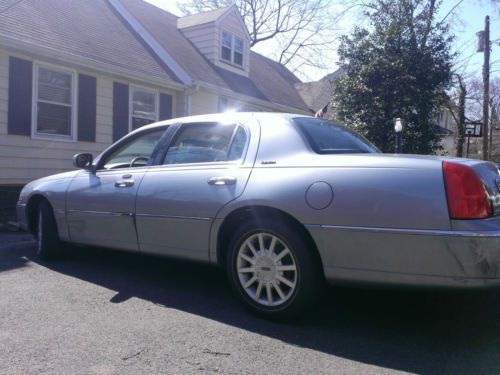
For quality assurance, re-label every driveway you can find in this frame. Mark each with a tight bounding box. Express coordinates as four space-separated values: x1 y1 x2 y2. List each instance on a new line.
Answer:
1 232 499 374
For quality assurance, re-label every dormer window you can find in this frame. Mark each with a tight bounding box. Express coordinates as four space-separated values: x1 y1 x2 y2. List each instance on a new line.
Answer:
221 30 244 67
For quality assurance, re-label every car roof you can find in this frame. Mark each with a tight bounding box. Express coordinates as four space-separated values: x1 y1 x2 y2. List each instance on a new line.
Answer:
134 112 313 133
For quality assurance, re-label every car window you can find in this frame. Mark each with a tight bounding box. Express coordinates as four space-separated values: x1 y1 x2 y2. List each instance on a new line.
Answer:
163 123 247 165
101 129 165 170
294 117 379 154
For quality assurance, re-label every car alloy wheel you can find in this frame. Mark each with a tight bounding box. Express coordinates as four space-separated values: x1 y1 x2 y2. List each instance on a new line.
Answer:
227 218 322 319
236 232 298 307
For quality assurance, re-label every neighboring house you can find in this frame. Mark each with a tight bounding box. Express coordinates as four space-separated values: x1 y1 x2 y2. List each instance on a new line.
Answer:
0 0 310 189
434 107 456 156
295 69 343 119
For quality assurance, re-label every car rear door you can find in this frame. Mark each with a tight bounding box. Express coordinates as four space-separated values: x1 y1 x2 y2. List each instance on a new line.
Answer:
66 127 167 250
135 119 259 261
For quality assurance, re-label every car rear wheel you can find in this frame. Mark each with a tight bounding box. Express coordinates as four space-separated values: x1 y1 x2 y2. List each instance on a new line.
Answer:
227 219 322 320
36 200 61 260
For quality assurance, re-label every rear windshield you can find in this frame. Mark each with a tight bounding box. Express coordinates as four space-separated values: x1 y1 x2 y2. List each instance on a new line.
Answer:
294 117 379 154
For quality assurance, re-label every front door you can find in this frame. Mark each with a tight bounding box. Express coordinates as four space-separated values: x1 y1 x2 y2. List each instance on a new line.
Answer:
136 122 257 261
66 128 166 250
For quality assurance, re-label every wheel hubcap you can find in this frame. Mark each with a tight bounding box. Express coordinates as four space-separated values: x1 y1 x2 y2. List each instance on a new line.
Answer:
236 232 297 307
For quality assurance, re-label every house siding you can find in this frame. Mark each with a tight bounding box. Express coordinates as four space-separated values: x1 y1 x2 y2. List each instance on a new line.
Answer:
180 24 218 62
0 50 178 186
190 90 219 115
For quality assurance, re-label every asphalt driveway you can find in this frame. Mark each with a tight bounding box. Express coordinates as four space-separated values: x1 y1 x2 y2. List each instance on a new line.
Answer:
0 232 499 374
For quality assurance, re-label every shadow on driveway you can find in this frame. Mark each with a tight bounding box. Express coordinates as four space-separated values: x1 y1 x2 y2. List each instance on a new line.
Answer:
3 237 500 374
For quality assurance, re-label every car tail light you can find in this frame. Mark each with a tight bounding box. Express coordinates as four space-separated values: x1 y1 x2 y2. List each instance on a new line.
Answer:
442 161 492 219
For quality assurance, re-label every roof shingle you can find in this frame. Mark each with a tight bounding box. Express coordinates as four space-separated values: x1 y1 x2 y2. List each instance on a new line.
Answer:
0 0 177 83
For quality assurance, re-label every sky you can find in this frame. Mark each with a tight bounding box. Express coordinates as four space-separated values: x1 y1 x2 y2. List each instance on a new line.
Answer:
145 0 499 82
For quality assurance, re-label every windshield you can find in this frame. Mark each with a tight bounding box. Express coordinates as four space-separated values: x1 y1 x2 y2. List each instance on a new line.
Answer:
293 117 379 154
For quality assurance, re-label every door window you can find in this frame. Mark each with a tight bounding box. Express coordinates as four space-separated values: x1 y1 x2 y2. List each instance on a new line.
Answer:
101 129 165 170
163 123 248 165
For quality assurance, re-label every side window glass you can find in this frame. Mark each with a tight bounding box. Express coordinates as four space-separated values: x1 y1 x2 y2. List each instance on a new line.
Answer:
163 123 247 165
228 126 247 161
102 129 165 170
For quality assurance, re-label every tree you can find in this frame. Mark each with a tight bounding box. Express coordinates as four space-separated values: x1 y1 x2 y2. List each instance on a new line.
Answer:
332 0 454 154
177 0 340 78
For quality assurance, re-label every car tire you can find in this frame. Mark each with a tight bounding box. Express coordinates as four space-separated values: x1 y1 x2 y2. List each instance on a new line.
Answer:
36 200 61 260
226 218 322 320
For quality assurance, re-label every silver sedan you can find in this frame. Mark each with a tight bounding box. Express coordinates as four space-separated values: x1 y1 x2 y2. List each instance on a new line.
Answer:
16 113 500 319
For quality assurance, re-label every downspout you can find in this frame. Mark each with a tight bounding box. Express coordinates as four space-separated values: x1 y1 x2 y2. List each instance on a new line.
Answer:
185 84 200 116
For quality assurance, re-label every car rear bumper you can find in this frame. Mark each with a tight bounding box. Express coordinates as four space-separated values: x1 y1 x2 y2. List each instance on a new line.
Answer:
307 224 500 289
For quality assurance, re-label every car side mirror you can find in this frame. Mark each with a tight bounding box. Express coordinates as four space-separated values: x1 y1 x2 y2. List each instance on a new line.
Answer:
73 153 95 173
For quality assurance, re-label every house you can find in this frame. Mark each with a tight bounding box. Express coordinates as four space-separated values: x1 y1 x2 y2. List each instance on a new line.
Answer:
0 0 310 190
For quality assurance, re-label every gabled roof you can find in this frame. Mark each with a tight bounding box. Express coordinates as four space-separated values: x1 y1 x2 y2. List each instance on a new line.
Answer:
177 6 233 29
120 0 309 111
0 0 310 112
0 0 178 84
295 69 344 112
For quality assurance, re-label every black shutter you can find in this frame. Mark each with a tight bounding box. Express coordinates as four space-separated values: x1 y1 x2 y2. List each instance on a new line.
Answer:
113 82 129 142
77 74 97 142
8 57 32 136
159 93 173 120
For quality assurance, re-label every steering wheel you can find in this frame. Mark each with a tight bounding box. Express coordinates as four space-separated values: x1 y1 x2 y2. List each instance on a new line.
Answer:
129 156 149 167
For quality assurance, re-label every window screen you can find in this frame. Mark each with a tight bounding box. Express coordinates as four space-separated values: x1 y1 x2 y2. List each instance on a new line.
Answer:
35 66 74 137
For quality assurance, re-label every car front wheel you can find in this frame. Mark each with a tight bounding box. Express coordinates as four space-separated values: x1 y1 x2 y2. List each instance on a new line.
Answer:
227 219 321 320
36 200 61 260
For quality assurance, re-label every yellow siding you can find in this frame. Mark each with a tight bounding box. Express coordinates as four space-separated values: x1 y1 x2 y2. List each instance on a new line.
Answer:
181 25 218 61
0 50 178 185
190 90 219 115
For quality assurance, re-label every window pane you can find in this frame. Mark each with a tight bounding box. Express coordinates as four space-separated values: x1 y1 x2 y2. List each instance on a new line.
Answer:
234 37 243 53
36 102 71 136
132 89 156 120
222 31 232 48
38 67 71 104
132 116 154 130
103 129 165 169
234 51 243 66
221 46 232 61
228 126 247 160
164 123 236 164
294 118 379 154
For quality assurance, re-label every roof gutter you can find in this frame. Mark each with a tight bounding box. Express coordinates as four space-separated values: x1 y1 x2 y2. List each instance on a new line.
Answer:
108 0 193 85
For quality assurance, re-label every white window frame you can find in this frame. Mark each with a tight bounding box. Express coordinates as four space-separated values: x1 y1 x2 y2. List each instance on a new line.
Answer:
32 62 77 142
220 29 244 68
129 85 159 132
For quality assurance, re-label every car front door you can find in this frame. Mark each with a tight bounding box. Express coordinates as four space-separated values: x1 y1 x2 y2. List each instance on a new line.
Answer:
135 120 259 261
66 128 166 250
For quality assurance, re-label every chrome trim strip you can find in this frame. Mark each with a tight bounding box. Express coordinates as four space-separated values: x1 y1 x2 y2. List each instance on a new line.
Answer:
67 210 132 217
305 224 500 238
135 213 211 221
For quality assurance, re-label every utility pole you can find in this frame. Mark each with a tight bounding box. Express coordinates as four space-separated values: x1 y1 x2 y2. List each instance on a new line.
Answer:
482 15 490 160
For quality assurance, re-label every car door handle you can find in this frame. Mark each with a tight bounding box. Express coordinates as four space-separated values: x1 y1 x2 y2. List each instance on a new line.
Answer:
115 180 134 188
207 176 237 186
